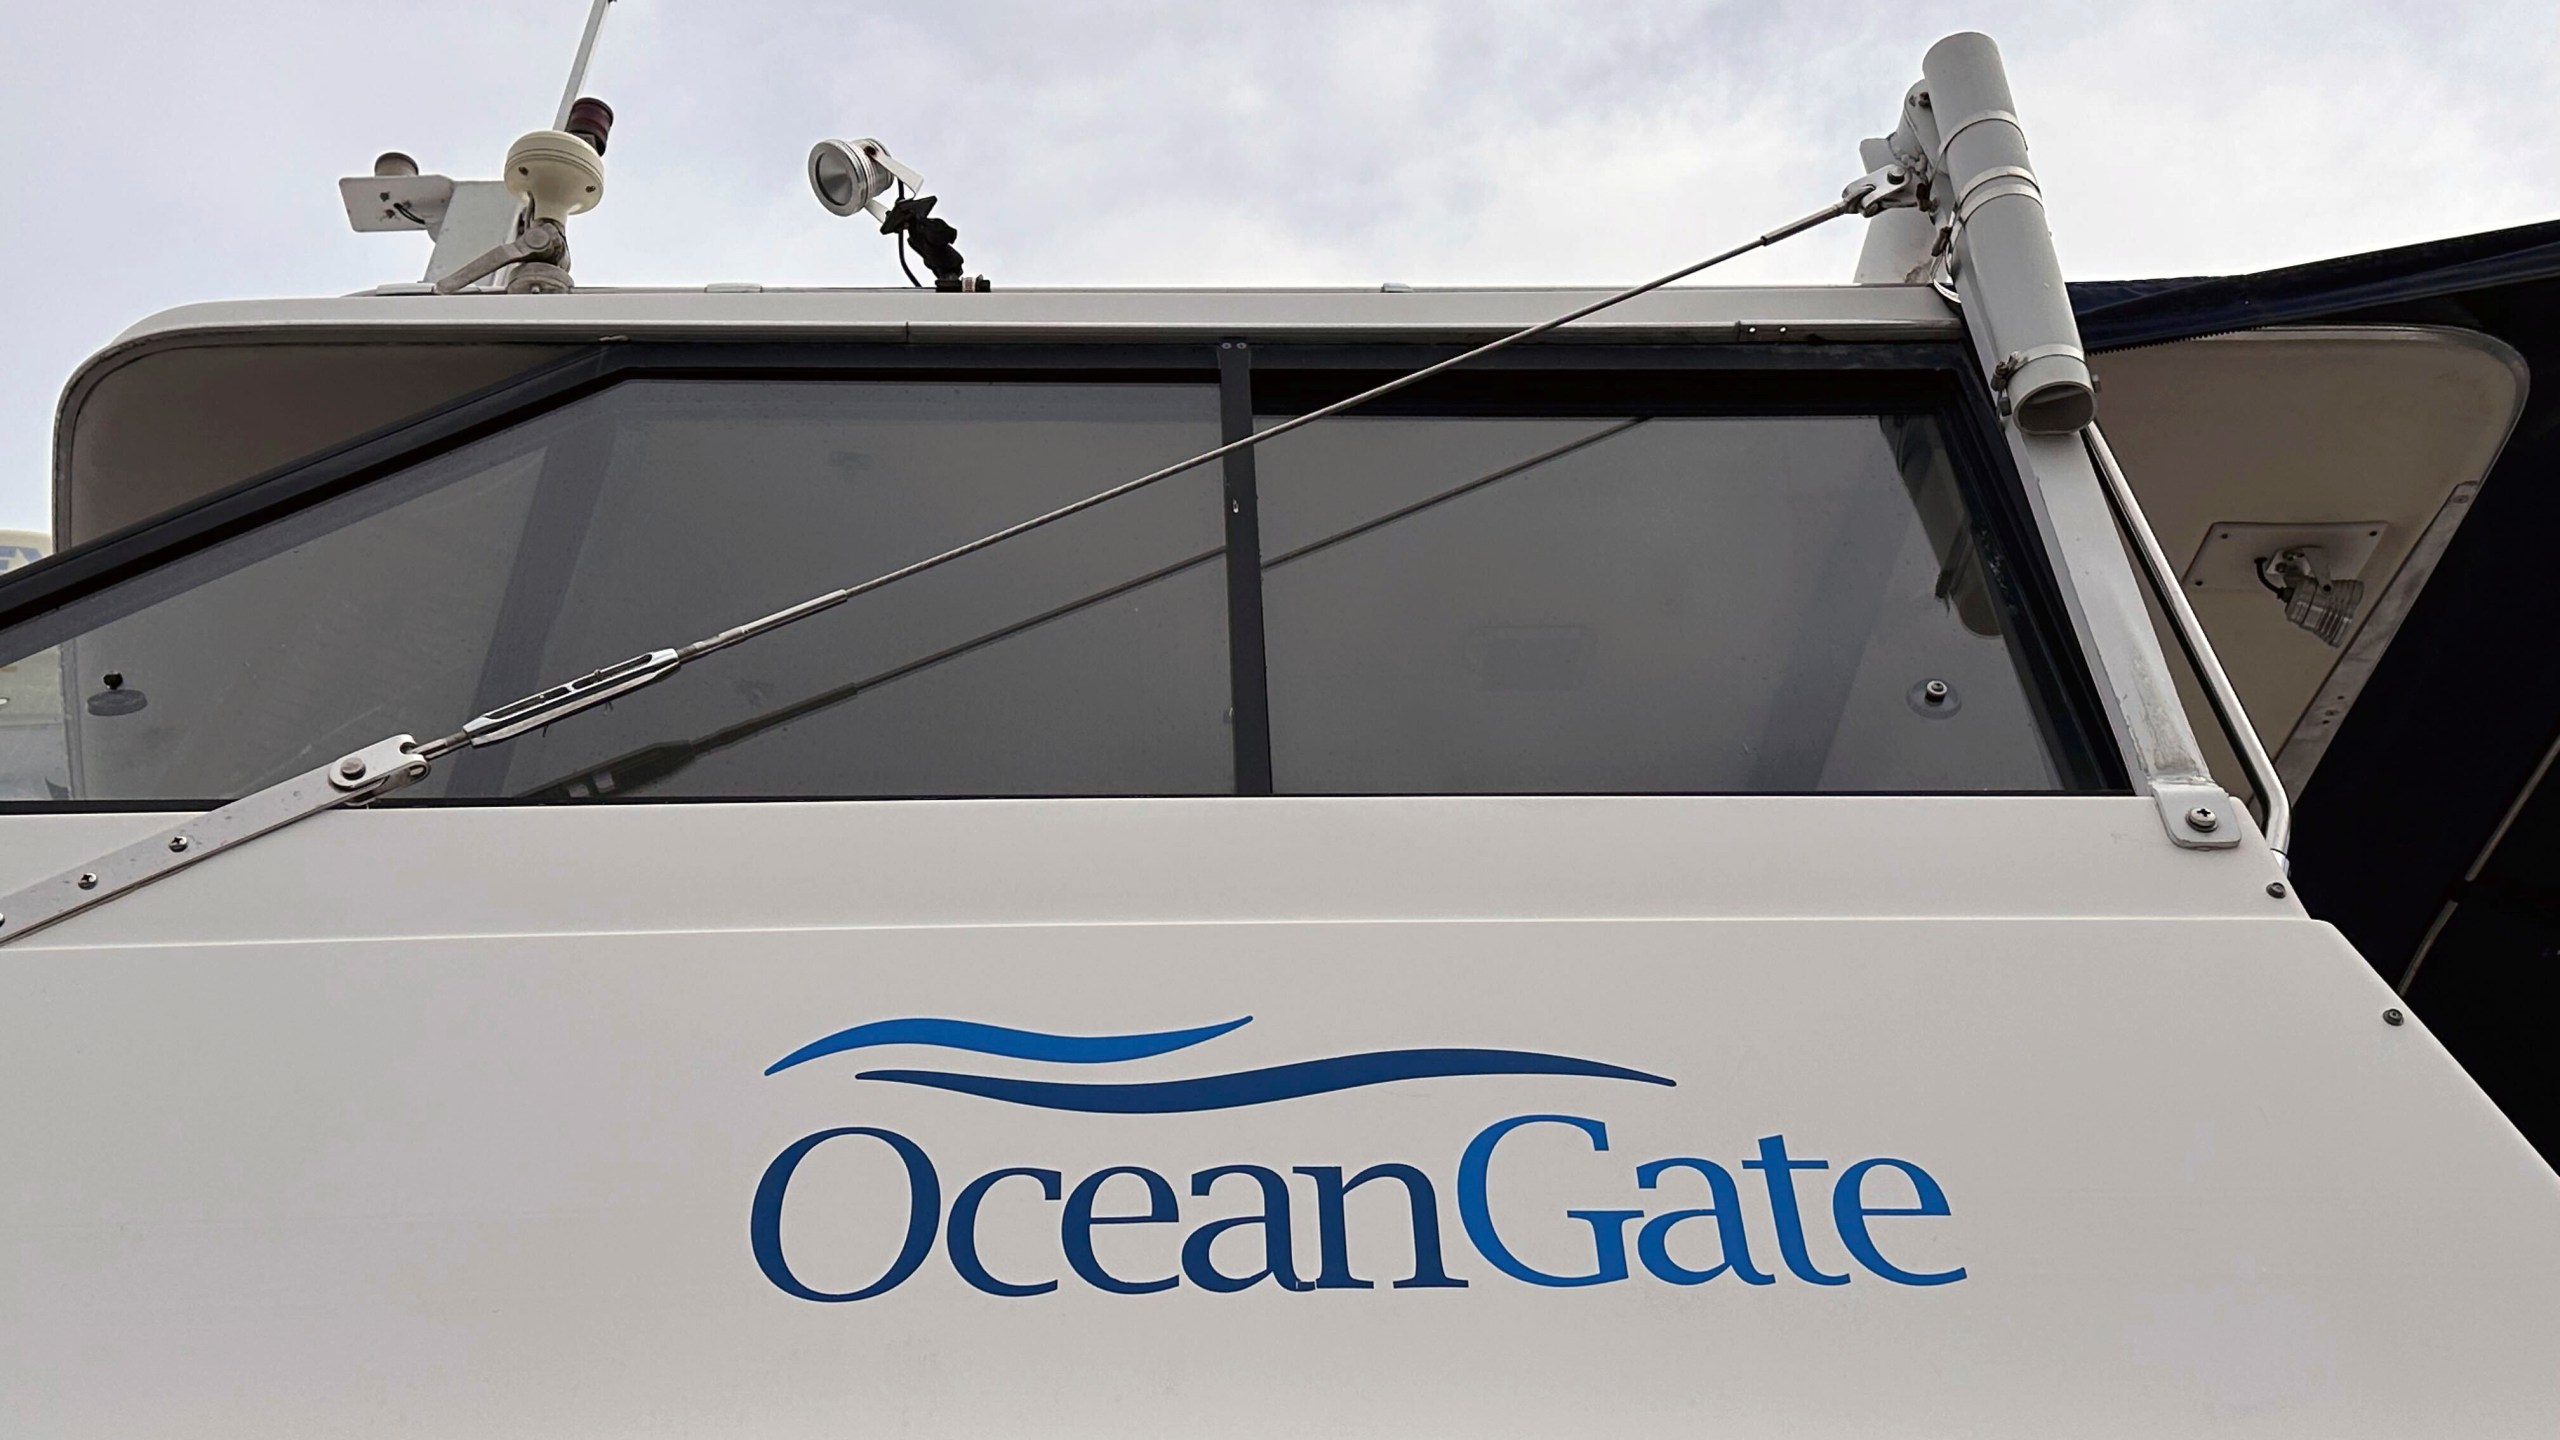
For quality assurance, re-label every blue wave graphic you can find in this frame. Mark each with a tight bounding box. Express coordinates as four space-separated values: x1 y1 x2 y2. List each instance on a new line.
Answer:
765 1015 1250 1077
856 1048 1674 1113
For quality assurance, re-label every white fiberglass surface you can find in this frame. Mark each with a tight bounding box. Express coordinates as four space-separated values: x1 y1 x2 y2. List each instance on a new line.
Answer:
1 905 2552 1438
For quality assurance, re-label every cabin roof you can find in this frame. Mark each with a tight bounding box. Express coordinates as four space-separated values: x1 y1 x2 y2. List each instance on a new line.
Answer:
97 283 1963 352
49 283 1961 552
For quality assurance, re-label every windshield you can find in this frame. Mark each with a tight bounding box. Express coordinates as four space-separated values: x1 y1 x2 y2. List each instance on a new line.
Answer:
0 366 2109 803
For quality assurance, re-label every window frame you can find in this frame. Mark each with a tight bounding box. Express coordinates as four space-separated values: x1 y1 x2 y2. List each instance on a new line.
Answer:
0 338 2128 806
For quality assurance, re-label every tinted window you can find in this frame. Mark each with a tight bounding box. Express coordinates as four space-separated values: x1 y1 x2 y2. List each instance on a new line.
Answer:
12 380 1231 801
1255 409 2067 792
0 361 2105 805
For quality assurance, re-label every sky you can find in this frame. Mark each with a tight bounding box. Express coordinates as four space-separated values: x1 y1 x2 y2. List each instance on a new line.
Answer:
0 0 2553 536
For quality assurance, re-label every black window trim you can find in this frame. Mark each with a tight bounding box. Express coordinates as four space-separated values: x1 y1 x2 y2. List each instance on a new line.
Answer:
0 337 2129 803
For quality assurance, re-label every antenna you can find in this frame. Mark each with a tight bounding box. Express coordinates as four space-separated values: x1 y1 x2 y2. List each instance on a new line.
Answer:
555 0 617 131
339 0 619 291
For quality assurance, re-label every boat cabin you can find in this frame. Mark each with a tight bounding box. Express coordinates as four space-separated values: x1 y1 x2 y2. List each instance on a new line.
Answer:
1 30 2553 1440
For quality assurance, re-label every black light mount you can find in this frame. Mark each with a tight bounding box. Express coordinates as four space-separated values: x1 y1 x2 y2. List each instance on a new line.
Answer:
807 138 991 291
879 193 991 292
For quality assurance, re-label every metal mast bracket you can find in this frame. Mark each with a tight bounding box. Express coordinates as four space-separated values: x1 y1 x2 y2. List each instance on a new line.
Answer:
2150 781 2244 851
0 735 430 946
1843 162 1925 217
432 218 570 295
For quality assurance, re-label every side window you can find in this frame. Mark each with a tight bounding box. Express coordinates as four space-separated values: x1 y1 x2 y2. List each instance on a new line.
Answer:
0 353 2110 805
1253 402 2069 793
479 381 1231 800
18 380 1231 802
53 448 552 802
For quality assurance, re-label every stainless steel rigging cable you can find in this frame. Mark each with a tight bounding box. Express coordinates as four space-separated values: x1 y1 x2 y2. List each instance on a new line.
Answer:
404 187 1881 761
0 175 1900 945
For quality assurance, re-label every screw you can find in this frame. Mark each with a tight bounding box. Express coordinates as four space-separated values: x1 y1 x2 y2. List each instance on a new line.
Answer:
338 756 368 780
167 835 190 853
1922 679 1950 705
76 872 97 890
2383 1008 2405 1027
2266 880 2287 898
2184 806 2220 833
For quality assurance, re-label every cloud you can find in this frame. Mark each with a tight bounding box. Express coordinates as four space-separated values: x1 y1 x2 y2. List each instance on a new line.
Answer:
1 0 2552 532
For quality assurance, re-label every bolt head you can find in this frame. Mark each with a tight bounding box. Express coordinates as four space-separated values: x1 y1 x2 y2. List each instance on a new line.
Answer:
2184 805 2220 833
2383 1008 2406 1027
337 756 368 780
2266 880 2288 898
76 872 97 890
167 835 190 853
1922 679 1950 703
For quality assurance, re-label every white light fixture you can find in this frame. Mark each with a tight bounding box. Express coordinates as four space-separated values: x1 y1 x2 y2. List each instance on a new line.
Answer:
808 138 923 221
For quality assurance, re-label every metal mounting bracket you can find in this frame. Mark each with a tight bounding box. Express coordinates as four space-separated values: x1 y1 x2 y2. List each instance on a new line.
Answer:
2151 780 2244 851
339 172 456 232
1843 162 1925 216
432 218 569 295
0 735 430 947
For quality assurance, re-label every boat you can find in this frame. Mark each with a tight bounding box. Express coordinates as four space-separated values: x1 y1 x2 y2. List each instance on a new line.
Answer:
2 24 2554 1437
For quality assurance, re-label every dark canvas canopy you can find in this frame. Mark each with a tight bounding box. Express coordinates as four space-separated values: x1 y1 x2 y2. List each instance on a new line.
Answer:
2076 219 2560 1163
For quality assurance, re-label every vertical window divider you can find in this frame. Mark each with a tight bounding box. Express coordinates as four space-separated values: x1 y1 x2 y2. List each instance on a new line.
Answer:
1217 341 1275 794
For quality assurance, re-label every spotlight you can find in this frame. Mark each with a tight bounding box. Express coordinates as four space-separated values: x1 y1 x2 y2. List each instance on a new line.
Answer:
809 138 920 221
2258 546 2365 647
809 138 990 291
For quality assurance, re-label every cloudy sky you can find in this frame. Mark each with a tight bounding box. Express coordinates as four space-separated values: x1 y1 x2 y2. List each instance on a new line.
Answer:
1 0 2552 536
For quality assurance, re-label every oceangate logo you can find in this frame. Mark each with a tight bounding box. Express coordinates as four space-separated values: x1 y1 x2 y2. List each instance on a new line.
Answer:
751 1015 1965 1301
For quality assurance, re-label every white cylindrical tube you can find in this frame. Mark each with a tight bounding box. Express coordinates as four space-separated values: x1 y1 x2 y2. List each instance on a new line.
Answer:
1922 32 2097 434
